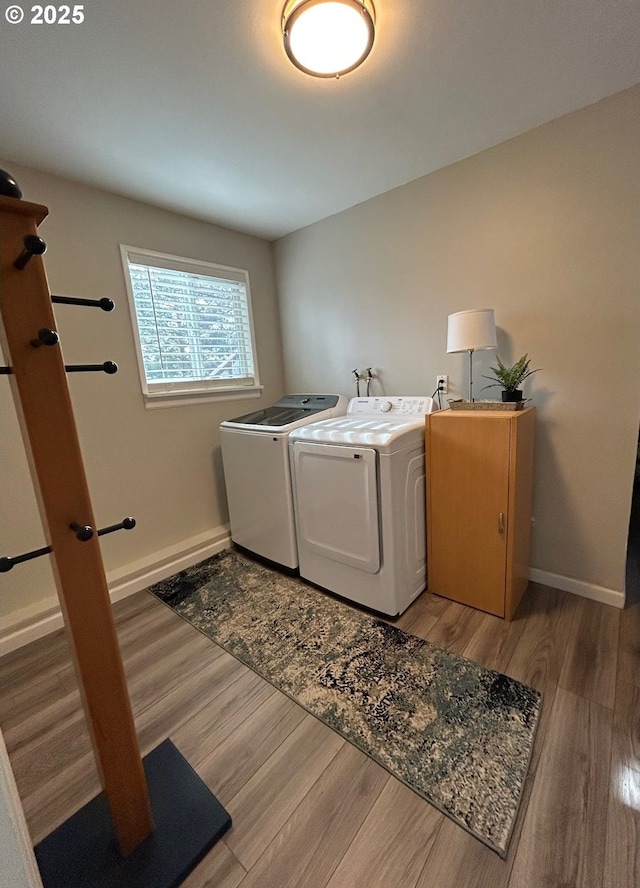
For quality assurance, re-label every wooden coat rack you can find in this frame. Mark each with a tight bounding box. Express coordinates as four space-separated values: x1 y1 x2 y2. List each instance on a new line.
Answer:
0 171 230 888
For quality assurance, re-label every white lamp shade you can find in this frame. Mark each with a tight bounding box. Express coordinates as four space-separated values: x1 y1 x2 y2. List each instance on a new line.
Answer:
447 309 497 353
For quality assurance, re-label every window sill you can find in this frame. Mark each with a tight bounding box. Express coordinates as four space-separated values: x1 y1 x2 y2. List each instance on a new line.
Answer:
142 386 264 410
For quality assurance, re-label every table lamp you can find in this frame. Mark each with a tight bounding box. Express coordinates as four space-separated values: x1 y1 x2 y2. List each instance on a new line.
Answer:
447 309 497 401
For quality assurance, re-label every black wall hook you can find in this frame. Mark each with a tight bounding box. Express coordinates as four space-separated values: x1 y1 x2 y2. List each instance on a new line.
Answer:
14 234 47 270
65 361 118 375
52 295 115 312
31 328 59 348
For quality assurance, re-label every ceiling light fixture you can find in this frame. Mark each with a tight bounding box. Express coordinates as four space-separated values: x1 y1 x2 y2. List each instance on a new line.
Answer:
282 0 376 79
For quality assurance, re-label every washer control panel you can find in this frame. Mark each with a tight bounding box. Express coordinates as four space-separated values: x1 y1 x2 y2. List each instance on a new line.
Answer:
347 396 435 417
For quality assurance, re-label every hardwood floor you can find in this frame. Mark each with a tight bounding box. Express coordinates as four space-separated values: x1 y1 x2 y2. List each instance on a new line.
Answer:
1 578 638 888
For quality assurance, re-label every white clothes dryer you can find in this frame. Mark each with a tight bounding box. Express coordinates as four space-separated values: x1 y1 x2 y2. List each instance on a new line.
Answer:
289 396 438 616
220 394 347 568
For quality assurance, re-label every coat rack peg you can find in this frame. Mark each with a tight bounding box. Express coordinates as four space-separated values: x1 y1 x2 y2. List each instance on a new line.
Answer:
69 522 94 541
14 233 47 269
30 327 59 348
52 295 115 312
97 516 136 537
0 543 52 573
0 167 22 199
65 361 118 375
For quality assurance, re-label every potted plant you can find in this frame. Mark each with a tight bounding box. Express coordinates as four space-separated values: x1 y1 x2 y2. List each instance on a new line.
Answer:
482 354 540 402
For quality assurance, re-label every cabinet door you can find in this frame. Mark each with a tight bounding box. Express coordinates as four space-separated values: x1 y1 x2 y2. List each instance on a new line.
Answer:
427 416 510 616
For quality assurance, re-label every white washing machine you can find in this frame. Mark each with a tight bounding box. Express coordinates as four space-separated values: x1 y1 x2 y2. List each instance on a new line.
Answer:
220 394 347 568
289 396 438 616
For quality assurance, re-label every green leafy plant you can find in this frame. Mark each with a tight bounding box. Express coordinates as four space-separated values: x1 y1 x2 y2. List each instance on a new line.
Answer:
482 354 540 393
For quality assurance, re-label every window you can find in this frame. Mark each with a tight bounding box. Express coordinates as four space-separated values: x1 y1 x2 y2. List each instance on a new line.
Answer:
120 246 261 407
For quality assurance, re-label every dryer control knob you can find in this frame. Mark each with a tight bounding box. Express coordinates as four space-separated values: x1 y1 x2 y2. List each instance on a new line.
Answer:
380 400 393 413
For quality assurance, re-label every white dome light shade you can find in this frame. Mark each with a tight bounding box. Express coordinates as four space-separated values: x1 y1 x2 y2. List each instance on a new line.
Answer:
283 0 376 78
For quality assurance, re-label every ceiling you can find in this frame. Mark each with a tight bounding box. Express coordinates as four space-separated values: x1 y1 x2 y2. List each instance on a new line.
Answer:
0 0 637 240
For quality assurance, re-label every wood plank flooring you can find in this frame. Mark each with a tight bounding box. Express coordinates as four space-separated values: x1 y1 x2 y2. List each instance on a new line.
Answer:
1 576 638 888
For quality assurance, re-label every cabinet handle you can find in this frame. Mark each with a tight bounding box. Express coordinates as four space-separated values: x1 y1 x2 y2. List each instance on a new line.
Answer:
498 512 505 534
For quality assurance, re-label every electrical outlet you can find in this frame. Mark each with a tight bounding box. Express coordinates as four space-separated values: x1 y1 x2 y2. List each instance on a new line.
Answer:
436 374 448 394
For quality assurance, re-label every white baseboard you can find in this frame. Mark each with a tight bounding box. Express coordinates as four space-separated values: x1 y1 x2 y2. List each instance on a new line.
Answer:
529 567 625 609
0 526 232 656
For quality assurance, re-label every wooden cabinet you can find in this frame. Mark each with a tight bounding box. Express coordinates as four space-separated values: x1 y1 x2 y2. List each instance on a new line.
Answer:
425 407 535 620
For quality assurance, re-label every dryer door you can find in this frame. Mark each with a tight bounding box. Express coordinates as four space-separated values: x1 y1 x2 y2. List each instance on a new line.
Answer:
292 442 380 573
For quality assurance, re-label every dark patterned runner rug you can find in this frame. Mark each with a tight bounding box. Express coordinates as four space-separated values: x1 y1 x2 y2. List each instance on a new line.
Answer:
149 549 541 857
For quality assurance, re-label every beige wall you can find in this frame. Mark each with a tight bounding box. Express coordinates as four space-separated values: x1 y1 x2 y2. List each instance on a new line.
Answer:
274 87 640 599
0 162 284 629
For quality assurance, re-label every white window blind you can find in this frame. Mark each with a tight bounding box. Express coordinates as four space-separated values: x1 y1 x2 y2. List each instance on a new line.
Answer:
120 246 260 406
